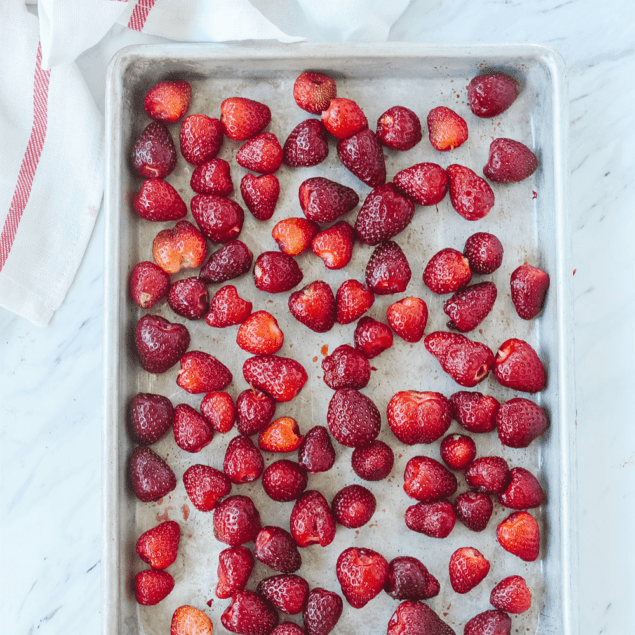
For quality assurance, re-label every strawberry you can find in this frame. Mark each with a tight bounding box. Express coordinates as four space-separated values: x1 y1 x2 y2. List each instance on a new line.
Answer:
311 221 355 270
171 605 213 635
130 446 176 503
510 264 549 319
199 240 253 284
168 277 209 320
384 557 440 601
214 495 262 546
283 119 329 167
327 388 381 448
354 316 393 358
237 133 283 174
365 241 411 295
221 590 279 635
490 576 532 613
191 194 244 243
449 391 499 433
321 98 368 139
259 417 303 453
322 344 371 390
237 311 284 355
468 73 519 118
494 338 546 393
183 464 231 512
444 281 497 332
447 164 495 221
387 391 451 445
439 433 476 470
403 456 457 503
220 97 271 141
216 546 255 599
463 232 504 274
332 484 376 528
262 460 308 502
336 547 389 609
129 261 171 309
498 467 545 509
496 397 548 447
449 547 490 594
496 511 540 561
241 173 280 221
424 331 495 387
134 569 174 605
152 220 207 274
387 297 428 343
454 492 493 532
258 574 309 615
299 177 359 224
289 280 337 332
465 457 511 494
376 106 422 151
386 601 455 635
335 279 374 324
351 440 394 481
180 114 224 165
298 426 336 474
133 121 177 178
393 163 448 206
136 520 180 569
206 285 252 328
223 435 264 484
133 179 187 222
294 72 337 114
254 251 304 293
405 499 456 539
129 392 174 445
423 248 472 295
200 391 236 433
427 106 468 151
135 314 190 374
173 404 214 452
290 491 336 547
272 218 320 256
484 138 538 183
271 625 303 635
144 80 191 122
255 526 302 573
464 610 511 635
337 128 387 187
191 158 233 196
176 351 232 394
303 588 343 635
236 388 276 436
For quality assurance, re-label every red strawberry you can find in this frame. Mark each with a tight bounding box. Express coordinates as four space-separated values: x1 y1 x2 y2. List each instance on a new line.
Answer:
427 106 468 151
387 391 451 445
290 491 336 547
335 279 374 324
135 314 190 374
384 557 440 601
336 547 389 609
311 221 355 270
464 610 511 635
129 262 171 309
258 575 309 616
216 545 255 599
180 114 224 165
454 492 493 532
393 163 448 206
424 331 495 387
176 351 232 394
449 391 499 433
423 248 472 295
510 264 549 319
262 460 308 502
152 221 207 274
447 164 495 221
270 621 306 634
321 98 368 139
465 457 511 494
468 73 519 118
444 281 497 332
499 467 545 509
255 526 302 573
484 138 538 183
490 576 532 613
168 277 209 320
237 133 283 174
376 106 422 151
303 588 342 635
298 426 336 474
130 446 176 503
241 173 280 221
283 119 329 167
365 241 411 295
496 511 540 561
337 128 387 187
463 232 504 274
173 404 214 452
206 285 252 328
200 391 236 433
191 158 233 196
322 344 371 390
439 433 476 470
134 569 174 605
236 388 276 436
254 251 303 293
351 440 394 481
221 590 279 635
129 392 174 445
332 484 376 528
387 297 428 343
403 456 457 503
272 218 319 256
223 435 264 484
214 495 261 546
354 316 393 358
405 500 456 539
294 72 337 114
133 179 187 222
191 194 244 243
327 388 381 448
221 97 271 141
200 240 253 288
237 311 284 355
133 121 177 178
144 80 191 122
299 177 359 224
259 417 303 453
449 547 490 594
289 280 336 332
183 464 231 512
136 520 180 569
496 397 548 447
494 338 546 393
171 605 213 635
386 601 455 635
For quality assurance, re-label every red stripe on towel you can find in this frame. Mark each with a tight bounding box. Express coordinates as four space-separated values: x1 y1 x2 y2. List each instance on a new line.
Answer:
127 0 157 30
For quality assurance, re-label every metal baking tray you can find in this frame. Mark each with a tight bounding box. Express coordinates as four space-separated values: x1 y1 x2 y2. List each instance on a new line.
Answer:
103 43 577 635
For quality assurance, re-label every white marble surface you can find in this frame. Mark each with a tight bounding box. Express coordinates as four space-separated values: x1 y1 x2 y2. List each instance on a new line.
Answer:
1 1 634 633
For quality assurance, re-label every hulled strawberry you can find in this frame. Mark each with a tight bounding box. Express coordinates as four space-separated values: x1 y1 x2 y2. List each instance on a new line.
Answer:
130 446 176 503
243 356 308 402
206 285 252 328
152 220 207 274
405 500 456 539
129 392 174 445
213 495 261 546
223 435 264 484
332 484 376 528
454 492 493 532
133 179 187 222
241 173 280 221
254 526 302 573
299 177 359 224
259 417 303 453
384 556 440 601
321 98 368 140
199 240 253 284
294 71 337 114
221 590 278 635
134 569 174 605
490 576 532 613
288 280 337 332
129 262 171 309
168 277 209 320
387 391 452 445
262 460 308 502
336 547 389 609
498 467 545 509
354 316 393 358
236 133 283 174
191 194 244 243
464 610 512 635
351 440 394 481
510 264 550 319
335 279 374 324
272 218 319 256
258 574 309 615
448 547 490 594
180 114 224 165
283 119 329 167
427 106 468 151
386 602 455 635
220 97 271 141
444 281 497 332
365 241 411 295
176 351 232 394
484 138 538 183
496 397 548 447
236 311 284 355
403 456 457 503
144 80 191 122
439 433 477 470
290 491 336 547
322 344 371 390
183 464 231 512
191 158 233 196
173 404 214 452
393 163 448 206
337 128 386 188
376 106 422 151
200 391 236 433
236 388 276 436
136 520 180 569
298 426 336 474
254 251 303 293
496 511 540 561
311 221 355 270
463 232 504 274
386 297 428 343
135 314 190 374
468 73 519 118
494 338 546 393
465 456 511 495
449 391 500 434
327 388 381 448
447 164 495 221
216 545 255 599
171 606 213 635
133 121 177 178
423 248 472 295
303 588 343 635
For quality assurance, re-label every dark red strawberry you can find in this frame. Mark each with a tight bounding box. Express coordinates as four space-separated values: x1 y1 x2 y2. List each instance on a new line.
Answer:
335 279 374 324
255 526 302 573
332 485 376 528
496 397 548 447
134 569 174 605
490 576 532 613
351 440 394 481
423 248 472 295
387 391 451 445
224 435 264 484
376 106 422 151
191 194 244 243
180 114 224 165
464 609 511 635
454 492 493 532
322 344 371 389
129 261 170 309
168 277 209 320
176 351 232 394
298 426 336 474
152 220 207 274
303 588 343 635
386 601 455 635
384 557 440 601
447 164 495 221
494 338 546 393
221 590 278 635
236 388 276 436
393 163 448 206
129 393 174 445
133 121 177 178
496 511 540 561
206 285 252 328
365 241 411 295
484 138 538 183
289 280 336 332
216 545 255 599
241 173 280 221
240 355 306 400
403 456 457 503
183 464 231 512
173 403 214 452
172 605 213 634
311 221 355 270
221 97 271 141
133 179 187 222
144 80 191 122
283 119 329 167
327 388 381 448
136 521 180 569
254 251 303 293
290 491 336 547
130 446 176 503
449 547 490 594
449 391 499 433
466 457 511 495
321 98 368 140
135 314 190 374
272 218 319 256
191 158 233 196
354 316 393 358
262 460 308 502
200 391 236 433
294 72 337 114
336 547 389 609
439 433 476 470
214 495 261 546
237 133 283 174
463 232 504 274
405 499 456 539
237 311 284 355
299 177 359 224
200 239 252 285
258 574 309 615
387 297 428 343
444 281 497 332
499 467 545 509
427 106 468 151
259 417 303 453
510 264 549 319
337 128 386 187
468 73 519 118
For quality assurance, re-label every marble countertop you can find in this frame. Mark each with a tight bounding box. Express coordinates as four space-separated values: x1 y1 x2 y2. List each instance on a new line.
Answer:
1 1 634 633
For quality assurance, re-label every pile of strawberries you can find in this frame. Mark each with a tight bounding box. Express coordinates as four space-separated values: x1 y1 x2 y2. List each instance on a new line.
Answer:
127 70 550 635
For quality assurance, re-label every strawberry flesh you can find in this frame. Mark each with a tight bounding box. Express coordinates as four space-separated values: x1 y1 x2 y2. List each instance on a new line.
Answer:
272 218 319 256
144 80 191 122
259 417 303 453
152 220 207 274
427 106 468 151
311 221 355 270
171 606 213 635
